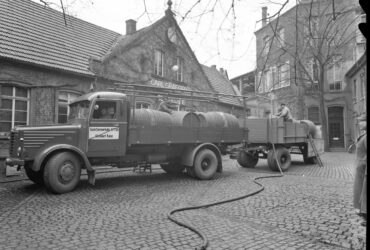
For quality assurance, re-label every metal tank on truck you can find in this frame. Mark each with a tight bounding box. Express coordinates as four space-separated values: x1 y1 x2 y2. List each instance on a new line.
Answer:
5 91 249 194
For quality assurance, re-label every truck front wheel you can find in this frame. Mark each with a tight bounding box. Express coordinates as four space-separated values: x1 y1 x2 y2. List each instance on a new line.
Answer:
43 152 81 194
193 149 218 180
24 163 44 185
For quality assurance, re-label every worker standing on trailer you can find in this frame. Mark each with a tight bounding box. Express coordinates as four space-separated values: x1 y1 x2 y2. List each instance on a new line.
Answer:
275 103 293 121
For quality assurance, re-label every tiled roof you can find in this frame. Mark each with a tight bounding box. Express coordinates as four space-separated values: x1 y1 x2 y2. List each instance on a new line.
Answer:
0 0 121 76
201 65 242 107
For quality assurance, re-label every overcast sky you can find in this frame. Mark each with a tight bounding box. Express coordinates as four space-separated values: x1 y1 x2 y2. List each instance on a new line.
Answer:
32 0 296 78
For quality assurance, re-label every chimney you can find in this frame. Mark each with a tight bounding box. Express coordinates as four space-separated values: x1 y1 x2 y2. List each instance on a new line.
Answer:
262 7 267 27
211 65 217 70
219 68 224 74
126 19 136 35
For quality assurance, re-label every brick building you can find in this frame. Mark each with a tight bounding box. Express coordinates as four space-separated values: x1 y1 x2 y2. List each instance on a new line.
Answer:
0 0 241 160
253 0 365 151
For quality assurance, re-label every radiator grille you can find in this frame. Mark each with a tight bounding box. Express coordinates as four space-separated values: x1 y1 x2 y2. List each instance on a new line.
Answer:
9 131 18 157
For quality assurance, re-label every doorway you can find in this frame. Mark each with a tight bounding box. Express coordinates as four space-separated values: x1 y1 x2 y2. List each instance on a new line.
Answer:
328 106 344 148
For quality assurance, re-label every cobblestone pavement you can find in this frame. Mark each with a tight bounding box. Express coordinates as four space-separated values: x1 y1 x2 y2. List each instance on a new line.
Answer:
0 152 366 249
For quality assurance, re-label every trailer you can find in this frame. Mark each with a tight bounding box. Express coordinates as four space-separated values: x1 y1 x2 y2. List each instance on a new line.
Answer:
235 117 324 171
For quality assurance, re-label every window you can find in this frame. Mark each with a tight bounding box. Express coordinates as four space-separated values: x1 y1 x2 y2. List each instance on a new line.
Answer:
271 67 277 90
327 59 343 92
308 106 320 125
135 102 151 109
263 36 271 56
329 82 342 92
277 62 290 88
154 50 164 77
256 72 265 93
58 91 79 123
175 57 183 82
278 28 285 46
307 58 319 83
353 79 357 102
265 70 272 92
0 85 29 134
92 101 117 120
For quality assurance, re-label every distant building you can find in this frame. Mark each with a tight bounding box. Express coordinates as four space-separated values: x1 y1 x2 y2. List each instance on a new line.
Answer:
254 0 365 151
201 65 244 116
230 70 255 95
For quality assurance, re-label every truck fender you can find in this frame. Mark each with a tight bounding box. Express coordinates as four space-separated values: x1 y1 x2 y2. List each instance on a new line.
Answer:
180 143 223 173
32 144 92 172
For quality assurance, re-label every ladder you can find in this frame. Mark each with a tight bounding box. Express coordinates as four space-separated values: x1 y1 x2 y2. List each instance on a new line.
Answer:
308 134 324 167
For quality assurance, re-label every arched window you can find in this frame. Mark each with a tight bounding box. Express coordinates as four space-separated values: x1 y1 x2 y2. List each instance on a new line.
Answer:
308 106 320 124
58 91 80 123
0 85 29 135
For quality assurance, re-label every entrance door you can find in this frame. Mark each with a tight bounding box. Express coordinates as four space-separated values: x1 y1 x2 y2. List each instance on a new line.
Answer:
328 106 344 148
87 100 126 157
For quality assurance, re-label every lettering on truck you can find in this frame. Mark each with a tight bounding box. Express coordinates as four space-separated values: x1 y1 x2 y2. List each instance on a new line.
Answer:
88 127 119 140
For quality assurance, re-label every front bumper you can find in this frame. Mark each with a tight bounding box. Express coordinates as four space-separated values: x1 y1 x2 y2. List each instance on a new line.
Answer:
5 157 25 167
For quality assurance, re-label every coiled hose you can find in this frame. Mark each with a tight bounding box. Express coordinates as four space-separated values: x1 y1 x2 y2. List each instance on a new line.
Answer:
168 142 284 250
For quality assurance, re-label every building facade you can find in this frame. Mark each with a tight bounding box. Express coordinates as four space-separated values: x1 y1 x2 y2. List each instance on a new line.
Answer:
345 54 367 140
0 0 240 160
253 0 365 151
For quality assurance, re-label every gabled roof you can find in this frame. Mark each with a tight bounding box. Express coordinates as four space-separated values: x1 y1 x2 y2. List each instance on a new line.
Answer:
201 65 242 107
0 0 121 76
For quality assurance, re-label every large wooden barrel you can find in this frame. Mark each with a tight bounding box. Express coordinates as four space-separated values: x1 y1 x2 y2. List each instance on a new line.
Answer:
201 112 240 128
131 109 172 126
170 111 200 127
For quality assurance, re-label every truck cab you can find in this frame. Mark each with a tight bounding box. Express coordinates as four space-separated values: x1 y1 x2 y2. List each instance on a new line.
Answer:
5 92 130 194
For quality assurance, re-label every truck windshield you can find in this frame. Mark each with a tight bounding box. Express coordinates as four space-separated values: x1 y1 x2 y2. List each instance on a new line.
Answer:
68 101 91 120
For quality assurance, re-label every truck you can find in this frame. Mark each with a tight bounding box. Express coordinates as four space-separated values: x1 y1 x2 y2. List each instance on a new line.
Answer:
5 91 249 194
5 89 323 194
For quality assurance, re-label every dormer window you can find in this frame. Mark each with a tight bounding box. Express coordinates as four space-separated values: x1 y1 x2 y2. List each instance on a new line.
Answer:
154 50 164 77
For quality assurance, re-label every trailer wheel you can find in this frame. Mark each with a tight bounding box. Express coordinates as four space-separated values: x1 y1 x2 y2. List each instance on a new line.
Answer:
267 147 291 172
24 163 44 185
43 152 81 194
193 149 218 180
237 150 259 168
160 163 185 174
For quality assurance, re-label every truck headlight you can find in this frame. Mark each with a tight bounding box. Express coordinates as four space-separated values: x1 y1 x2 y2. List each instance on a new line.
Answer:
17 146 22 157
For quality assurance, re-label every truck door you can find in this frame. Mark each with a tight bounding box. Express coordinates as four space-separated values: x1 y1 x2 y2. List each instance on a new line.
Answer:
87 99 127 157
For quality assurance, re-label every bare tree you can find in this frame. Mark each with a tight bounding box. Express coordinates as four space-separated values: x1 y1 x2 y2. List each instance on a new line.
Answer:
255 0 360 150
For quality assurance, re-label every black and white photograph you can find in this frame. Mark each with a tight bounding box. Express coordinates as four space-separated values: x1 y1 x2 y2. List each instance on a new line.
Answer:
0 0 367 249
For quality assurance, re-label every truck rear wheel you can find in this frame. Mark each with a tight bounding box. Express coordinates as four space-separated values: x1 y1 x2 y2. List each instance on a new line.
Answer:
193 149 218 180
267 147 291 172
160 163 185 174
237 150 259 168
24 163 44 185
43 152 81 194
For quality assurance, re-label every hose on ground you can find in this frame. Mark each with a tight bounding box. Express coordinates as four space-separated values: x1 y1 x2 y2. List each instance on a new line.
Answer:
168 142 285 250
